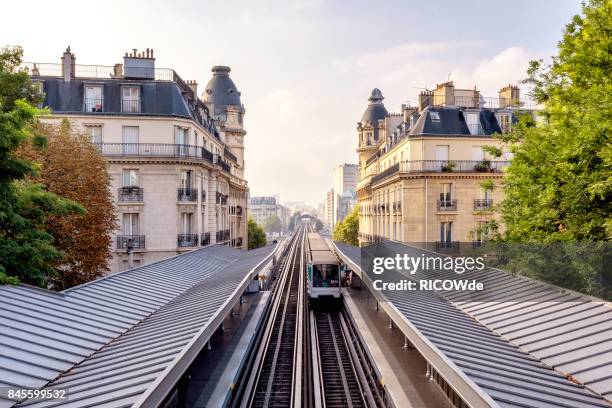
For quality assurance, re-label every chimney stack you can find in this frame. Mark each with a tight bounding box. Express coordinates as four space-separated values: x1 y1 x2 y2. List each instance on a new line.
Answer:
123 48 155 79
61 46 76 81
186 80 198 96
499 84 520 108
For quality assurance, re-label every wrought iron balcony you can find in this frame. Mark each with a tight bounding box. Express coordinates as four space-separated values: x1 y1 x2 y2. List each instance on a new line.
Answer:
435 241 459 251
118 186 143 202
177 234 198 247
116 235 145 249
177 188 198 202
216 229 230 242
437 199 457 211
216 192 228 205
121 99 140 113
474 199 493 211
84 98 103 112
95 143 215 164
200 232 211 246
219 160 231 173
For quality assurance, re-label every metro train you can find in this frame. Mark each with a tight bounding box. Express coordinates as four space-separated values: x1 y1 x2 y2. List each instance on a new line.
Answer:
306 232 344 299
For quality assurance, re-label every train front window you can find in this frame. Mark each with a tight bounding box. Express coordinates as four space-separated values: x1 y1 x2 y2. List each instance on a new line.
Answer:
313 264 340 287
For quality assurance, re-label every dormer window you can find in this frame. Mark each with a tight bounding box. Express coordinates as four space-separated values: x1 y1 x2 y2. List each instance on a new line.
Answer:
122 86 140 113
84 85 103 112
430 111 440 122
500 114 511 133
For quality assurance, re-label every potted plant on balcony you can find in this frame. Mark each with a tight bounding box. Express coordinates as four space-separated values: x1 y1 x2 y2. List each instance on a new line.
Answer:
441 161 456 172
474 159 491 172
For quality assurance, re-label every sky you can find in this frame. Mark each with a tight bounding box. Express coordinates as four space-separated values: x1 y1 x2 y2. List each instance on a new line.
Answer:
2 0 582 206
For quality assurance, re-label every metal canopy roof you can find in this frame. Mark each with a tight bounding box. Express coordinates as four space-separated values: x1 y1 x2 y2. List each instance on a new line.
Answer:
0 244 276 408
332 241 611 408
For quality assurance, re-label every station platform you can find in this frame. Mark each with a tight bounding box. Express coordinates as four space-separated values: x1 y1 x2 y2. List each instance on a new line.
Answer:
186 291 271 408
342 288 452 408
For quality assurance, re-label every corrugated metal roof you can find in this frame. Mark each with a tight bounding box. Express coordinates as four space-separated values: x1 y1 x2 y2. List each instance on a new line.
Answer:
1 244 276 407
333 241 612 408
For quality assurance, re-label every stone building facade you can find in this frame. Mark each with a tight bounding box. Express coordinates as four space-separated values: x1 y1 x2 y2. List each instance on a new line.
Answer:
356 81 535 249
27 48 248 272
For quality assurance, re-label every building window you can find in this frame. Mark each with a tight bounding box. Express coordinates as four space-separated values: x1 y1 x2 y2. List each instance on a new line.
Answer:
180 170 193 189
175 127 190 156
181 213 193 234
122 169 139 187
466 112 481 135
430 111 441 122
122 213 140 235
122 126 139 154
472 146 484 161
500 114 511 133
86 125 102 144
439 183 453 209
436 145 449 161
122 86 140 113
33 81 44 108
440 221 453 243
84 85 103 112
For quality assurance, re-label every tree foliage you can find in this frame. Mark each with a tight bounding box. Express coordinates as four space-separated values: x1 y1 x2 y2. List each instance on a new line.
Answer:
263 214 282 233
332 205 359 246
0 46 83 286
495 0 611 242
18 121 117 289
485 0 611 298
248 218 267 249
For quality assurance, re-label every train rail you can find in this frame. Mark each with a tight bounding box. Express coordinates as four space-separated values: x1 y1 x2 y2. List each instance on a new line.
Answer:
239 226 306 408
311 304 385 408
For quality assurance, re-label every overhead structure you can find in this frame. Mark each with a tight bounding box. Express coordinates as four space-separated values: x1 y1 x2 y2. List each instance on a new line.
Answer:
0 244 277 408
332 240 612 408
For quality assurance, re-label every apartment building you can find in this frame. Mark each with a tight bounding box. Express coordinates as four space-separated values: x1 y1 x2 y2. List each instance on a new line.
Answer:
332 163 358 226
26 47 248 272
356 82 535 249
250 196 291 232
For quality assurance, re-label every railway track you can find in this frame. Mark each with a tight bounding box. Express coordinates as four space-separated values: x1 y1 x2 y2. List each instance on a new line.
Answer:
311 304 385 408
236 224 385 408
240 226 306 408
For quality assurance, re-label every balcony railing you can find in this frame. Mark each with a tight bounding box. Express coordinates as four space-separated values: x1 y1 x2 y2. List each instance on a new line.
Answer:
118 186 143 202
121 99 140 113
435 241 459 251
200 232 211 246
22 61 177 81
216 193 228 205
371 163 400 184
216 229 230 242
419 93 536 110
116 235 145 249
177 188 198 202
438 199 457 211
224 147 238 163
95 143 215 163
474 198 493 210
84 98 103 112
177 234 198 247
219 160 231 173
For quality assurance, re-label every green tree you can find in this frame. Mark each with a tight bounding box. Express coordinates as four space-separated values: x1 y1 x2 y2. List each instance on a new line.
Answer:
332 206 359 246
248 218 267 249
0 46 83 286
483 0 612 297
263 215 282 234
495 0 611 241
18 121 117 289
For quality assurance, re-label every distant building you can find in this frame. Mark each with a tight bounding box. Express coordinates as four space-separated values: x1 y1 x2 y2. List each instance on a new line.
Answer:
250 196 291 233
332 163 358 227
324 189 335 230
356 82 536 247
250 196 279 226
27 47 248 272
